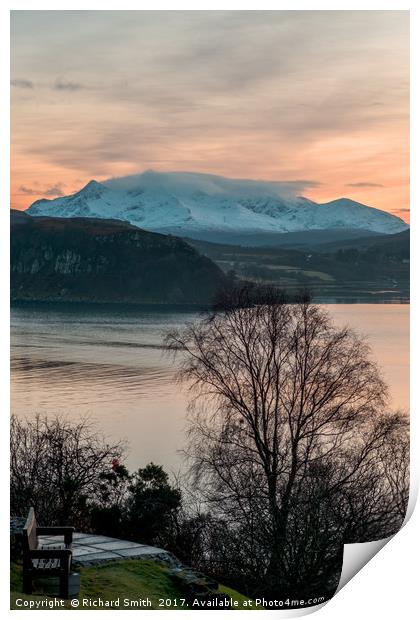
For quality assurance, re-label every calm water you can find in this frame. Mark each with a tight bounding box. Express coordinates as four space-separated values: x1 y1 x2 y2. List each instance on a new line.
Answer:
11 304 409 472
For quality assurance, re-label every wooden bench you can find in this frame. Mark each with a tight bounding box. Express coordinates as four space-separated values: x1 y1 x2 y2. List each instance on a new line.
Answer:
22 507 74 598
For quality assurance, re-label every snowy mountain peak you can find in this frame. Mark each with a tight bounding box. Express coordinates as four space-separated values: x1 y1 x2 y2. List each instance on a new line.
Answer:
26 171 408 240
83 179 102 190
76 179 107 199
322 198 369 208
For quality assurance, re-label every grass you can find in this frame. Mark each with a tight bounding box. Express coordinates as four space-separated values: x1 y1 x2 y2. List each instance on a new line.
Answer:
11 560 258 611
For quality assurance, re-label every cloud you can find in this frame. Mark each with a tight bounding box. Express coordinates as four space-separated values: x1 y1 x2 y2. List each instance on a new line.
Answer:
11 78 86 91
18 183 66 197
392 208 410 213
53 80 84 91
286 179 324 189
10 11 409 214
11 79 34 89
346 182 385 188
43 184 66 196
18 186 39 195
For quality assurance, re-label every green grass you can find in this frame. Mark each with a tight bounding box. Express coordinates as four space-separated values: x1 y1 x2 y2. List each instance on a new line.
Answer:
11 560 257 611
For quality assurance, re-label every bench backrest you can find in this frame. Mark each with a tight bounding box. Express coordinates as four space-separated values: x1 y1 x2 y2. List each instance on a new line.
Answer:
23 507 38 552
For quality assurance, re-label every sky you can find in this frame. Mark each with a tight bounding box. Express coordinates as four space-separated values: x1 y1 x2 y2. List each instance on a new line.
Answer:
10 10 409 220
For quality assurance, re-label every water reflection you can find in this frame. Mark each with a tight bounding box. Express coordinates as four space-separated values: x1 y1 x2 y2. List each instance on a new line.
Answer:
11 304 409 471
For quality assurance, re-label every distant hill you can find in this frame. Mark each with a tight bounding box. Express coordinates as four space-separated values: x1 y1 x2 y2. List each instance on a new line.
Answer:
180 228 384 249
187 229 409 303
10 210 226 305
26 171 408 243
313 228 410 254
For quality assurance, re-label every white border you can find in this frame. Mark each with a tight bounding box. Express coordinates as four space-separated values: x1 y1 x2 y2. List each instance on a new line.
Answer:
1 2 418 619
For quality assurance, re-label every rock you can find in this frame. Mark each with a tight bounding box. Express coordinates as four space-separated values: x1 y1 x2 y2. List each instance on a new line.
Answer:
167 564 221 605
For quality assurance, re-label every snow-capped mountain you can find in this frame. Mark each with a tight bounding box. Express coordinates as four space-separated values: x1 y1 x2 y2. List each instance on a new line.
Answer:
26 171 408 240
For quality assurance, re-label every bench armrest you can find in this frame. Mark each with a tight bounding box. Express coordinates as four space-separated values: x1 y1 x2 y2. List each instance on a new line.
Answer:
37 526 74 545
28 549 72 559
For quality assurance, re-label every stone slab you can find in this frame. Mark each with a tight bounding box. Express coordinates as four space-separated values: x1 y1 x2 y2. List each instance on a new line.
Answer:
77 534 115 545
75 536 116 545
115 547 167 558
95 540 142 551
34 531 172 566
73 546 103 556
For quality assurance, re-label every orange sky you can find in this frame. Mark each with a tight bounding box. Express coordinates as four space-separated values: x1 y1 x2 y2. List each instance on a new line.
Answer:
11 10 409 221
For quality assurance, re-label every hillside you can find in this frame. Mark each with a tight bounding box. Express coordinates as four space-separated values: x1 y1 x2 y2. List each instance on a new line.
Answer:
178 228 384 249
26 171 408 243
187 230 409 303
312 228 410 254
10 211 226 305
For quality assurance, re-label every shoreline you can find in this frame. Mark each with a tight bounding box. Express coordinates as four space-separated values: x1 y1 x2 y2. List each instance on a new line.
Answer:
10 298 410 310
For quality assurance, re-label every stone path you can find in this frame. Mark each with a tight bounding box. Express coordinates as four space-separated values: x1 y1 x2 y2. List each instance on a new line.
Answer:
39 532 174 567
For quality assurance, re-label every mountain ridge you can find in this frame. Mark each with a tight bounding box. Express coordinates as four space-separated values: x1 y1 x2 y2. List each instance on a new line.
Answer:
26 171 408 242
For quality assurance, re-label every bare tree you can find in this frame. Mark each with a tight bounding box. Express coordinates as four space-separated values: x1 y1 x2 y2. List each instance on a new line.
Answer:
10 414 126 528
167 296 409 598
